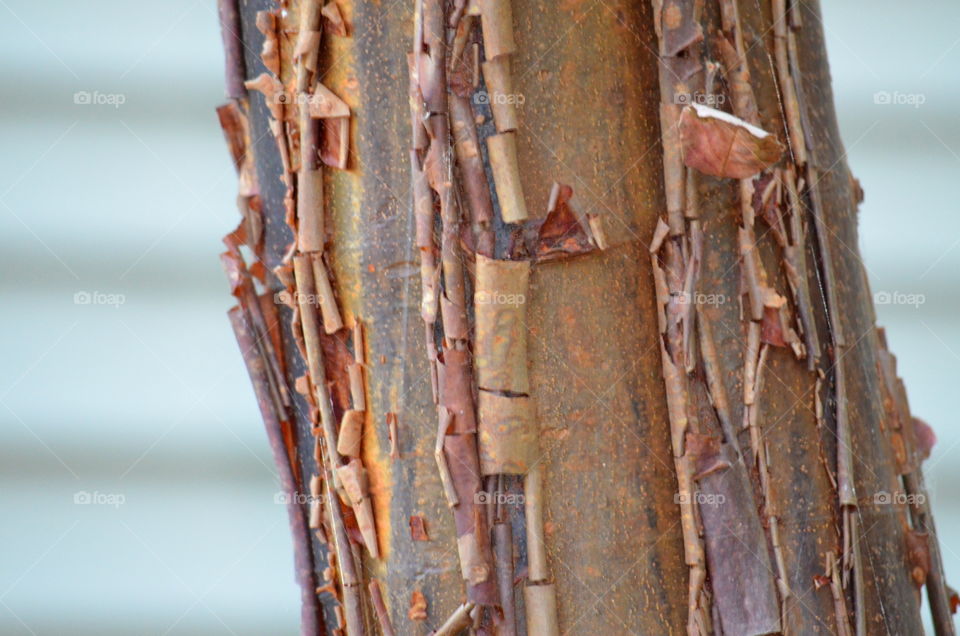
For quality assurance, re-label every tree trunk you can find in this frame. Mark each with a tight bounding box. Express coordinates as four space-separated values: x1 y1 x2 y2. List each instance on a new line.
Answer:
215 0 955 634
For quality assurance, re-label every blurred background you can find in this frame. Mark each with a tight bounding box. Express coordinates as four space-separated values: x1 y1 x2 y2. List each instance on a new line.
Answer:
0 1 956 633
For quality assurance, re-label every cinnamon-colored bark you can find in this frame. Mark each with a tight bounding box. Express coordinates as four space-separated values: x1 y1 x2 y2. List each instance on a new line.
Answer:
215 1 953 634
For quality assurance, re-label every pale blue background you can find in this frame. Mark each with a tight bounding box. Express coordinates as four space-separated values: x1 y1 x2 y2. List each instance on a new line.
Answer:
0 1 956 633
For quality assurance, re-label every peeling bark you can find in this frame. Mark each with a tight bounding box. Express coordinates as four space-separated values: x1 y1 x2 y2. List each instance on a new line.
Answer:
214 1 954 634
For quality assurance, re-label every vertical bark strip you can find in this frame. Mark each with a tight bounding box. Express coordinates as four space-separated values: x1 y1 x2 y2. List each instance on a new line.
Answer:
229 306 323 634
650 2 784 633
649 3 712 626
449 15 495 257
877 328 956 635
713 4 799 630
770 1 862 633
219 1 379 633
217 0 247 99
412 0 497 611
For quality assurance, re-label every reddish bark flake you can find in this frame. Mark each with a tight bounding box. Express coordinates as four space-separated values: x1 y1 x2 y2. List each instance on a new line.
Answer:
448 50 474 98
321 117 349 169
216 102 248 172
409 515 430 541
320 329 354 414
679 104 783 179
254 10 280 75
761 306 788 348
308 83 350 119
906 530 931 588
511 183 602 261
408 590 428 621
321 1 347 36
912 417 937 460
685 432 730 480
387 412 399 458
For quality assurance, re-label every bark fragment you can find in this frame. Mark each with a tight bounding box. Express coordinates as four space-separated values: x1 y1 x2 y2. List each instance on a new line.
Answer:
481 55 518 133
679 104 783 179
876 330 955 634
448 18 495 257
408 590 428 621
337 458 380 559
336 409 364 458
369 580 396 636
474 255 529 393
433 601 476 635
477 0 516 58
477 392 536 475
409 515 430 542
493 520 518 636
487 132 528 223
510 183 606 261
216 0 247 99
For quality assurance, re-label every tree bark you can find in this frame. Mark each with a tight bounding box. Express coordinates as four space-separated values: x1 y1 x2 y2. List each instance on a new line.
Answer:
216 0 955 634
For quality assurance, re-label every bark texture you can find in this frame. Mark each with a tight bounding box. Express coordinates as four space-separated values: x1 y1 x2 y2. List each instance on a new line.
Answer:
215 0 954 634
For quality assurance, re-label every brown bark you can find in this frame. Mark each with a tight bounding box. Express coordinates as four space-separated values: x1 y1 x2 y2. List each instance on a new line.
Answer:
215 0 955 634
